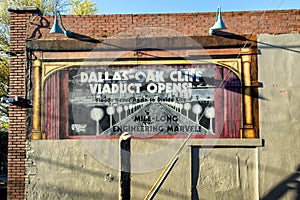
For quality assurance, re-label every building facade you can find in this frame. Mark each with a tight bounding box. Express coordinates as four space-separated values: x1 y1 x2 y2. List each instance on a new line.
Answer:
7 7 300 199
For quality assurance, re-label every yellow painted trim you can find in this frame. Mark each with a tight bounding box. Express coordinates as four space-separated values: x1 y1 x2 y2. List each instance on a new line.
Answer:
39 58 244 139
31 60 41 140
41 59 242 84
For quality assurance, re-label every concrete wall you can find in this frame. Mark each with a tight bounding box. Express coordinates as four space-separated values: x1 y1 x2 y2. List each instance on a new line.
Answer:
25 34 300 200
26 139 260 200
26 139 191 200
258 34 300 200
26 140 119 200
191 147 258 200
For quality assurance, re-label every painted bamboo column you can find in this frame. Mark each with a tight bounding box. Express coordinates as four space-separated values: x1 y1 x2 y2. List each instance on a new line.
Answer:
240 49 256 138
31 60 42 139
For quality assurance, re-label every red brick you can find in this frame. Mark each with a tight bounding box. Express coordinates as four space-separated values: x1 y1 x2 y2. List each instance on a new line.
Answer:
7 6 300 200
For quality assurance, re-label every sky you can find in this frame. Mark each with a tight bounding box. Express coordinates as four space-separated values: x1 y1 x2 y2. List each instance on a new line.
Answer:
94 0 300 14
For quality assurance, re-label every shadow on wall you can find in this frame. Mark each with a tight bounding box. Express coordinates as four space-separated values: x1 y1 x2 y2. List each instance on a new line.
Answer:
191 148 200 200
191 148 300 200
34 156 189 199
28 15 100 43
28 15 50 39
261 165 300 200
28 184 114 199
215 31 300 54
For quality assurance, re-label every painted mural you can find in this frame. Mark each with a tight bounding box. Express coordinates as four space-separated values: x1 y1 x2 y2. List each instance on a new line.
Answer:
43 64 241 138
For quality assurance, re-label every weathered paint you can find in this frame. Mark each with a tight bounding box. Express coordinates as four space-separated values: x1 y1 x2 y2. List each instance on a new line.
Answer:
258 33 300 200
25 34 300 200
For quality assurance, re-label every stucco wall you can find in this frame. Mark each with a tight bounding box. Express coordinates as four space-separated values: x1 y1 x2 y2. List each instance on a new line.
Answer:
25 34 300 200
26 139 259 200
258 34 300 200
26 140 119 200
190 147 258 200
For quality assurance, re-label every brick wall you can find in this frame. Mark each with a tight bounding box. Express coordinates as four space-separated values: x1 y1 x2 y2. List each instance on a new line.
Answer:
26 9 300 41
8 7 300 200
8 7 41 200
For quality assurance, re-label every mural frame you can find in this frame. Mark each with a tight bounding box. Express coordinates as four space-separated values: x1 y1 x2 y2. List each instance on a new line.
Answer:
31 49 257 139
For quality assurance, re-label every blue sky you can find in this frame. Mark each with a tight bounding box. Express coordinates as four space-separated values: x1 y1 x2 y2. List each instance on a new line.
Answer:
94 0 299 14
